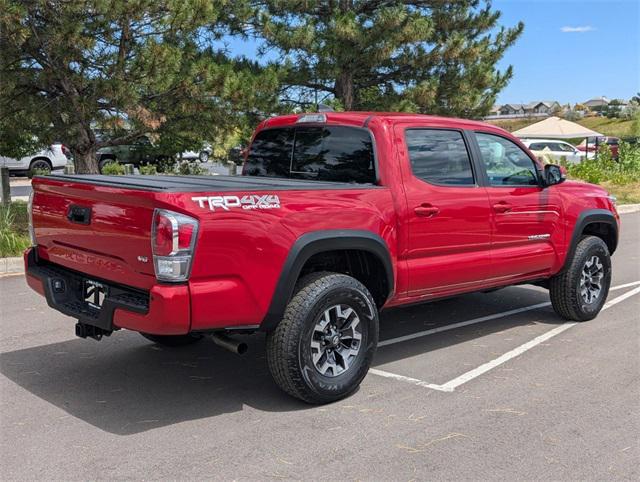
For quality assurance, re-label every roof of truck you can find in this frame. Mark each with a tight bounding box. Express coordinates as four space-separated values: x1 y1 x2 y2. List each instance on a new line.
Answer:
262 111 506 133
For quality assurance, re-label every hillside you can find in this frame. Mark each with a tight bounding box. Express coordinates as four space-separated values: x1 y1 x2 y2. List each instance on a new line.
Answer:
487 116 635 137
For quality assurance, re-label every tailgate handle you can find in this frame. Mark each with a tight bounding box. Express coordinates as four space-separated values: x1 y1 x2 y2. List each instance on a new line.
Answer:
67 205 91 225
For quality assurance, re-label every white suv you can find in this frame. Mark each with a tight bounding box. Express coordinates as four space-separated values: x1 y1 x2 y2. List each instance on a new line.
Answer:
521 139 585 164
0 143 69 175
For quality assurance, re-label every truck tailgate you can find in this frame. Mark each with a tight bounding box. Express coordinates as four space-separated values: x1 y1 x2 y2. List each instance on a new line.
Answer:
31 177 159 290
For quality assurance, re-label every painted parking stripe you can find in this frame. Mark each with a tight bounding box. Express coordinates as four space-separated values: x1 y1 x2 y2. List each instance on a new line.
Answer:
372 284 640 392
379 281 640 348
379 302 550 347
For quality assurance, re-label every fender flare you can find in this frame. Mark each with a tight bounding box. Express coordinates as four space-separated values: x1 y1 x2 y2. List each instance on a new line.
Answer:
261 230 394 331
562 209 618 271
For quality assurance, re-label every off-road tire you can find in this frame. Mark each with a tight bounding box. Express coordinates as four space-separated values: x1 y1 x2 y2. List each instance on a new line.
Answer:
549 235 611 321
266 272 379 404
140 333 204 347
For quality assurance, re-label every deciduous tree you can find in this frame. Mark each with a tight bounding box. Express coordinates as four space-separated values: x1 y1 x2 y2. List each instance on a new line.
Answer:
0 0 279 172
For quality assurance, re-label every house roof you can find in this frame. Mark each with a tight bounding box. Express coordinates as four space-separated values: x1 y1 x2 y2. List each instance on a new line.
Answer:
583 96 610 105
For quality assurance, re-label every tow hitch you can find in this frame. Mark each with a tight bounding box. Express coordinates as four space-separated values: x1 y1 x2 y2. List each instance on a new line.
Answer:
75 322 112 341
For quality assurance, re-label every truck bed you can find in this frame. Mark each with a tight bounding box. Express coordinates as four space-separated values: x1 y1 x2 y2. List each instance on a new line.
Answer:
44 174 376 192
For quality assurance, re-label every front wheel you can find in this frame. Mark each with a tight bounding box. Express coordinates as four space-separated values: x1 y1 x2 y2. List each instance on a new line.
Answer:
549 235 611 321
266 272 379 404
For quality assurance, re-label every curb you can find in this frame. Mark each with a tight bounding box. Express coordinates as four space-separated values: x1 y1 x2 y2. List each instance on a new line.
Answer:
0 257 24 275
617 204 640 214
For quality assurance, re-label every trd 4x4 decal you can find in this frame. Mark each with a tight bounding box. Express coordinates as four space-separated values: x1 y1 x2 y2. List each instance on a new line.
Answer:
192 194 281 211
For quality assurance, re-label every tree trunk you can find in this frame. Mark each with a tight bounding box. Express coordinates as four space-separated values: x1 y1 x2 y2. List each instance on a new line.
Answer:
74 146 99 174
335 71 355 111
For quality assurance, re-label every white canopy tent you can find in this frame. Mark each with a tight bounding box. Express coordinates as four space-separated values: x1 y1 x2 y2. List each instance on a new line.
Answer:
512 116 603 139
513 116 604 161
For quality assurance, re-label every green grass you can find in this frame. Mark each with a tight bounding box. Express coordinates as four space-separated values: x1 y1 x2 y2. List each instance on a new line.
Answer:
578 117 635 138
602 182 640 204
0 201 30 257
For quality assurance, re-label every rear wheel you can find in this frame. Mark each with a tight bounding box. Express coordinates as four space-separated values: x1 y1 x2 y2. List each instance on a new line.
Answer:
266 272 379 404
549 235 611 321
98 157 116 173
199 151 209 162
29 158 52 176
140 333 203 347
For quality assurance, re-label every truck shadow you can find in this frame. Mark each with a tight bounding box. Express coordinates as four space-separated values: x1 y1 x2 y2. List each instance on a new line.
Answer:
1 286 562 435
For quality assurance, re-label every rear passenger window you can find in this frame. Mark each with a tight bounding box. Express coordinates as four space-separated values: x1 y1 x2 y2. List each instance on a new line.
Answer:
405 129 475 185
244 126 375 184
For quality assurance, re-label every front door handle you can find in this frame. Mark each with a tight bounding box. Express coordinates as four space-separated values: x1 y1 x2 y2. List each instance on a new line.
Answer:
414 203 440 217
493 201 512 213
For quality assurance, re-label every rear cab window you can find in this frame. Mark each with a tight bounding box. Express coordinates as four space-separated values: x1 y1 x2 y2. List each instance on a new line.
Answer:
244 125 376 184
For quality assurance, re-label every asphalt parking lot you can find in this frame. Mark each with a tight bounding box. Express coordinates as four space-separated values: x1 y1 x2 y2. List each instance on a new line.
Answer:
1 212 638 480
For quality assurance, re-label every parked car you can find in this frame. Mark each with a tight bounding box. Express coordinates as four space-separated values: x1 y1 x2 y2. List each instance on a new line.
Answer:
576 136 619 159
181 143 212 162
0 143 69 175
25 112 619 404
96 136 173 172
521 139 584 163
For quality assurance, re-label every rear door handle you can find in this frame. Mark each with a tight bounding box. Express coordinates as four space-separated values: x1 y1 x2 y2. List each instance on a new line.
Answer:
492 201 512 213
414 203 440 217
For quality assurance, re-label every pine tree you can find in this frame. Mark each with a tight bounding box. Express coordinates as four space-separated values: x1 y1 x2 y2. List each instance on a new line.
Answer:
0 0 280 173
255 0 523 117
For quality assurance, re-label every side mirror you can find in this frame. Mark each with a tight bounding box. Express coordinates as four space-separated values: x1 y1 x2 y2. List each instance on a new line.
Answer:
544 164 565 186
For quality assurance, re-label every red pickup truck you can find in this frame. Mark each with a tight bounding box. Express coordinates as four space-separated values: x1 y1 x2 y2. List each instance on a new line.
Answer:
25 112 619 403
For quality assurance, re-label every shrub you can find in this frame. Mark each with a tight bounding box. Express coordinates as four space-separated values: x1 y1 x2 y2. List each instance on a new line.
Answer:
27 167 50 179
0 203 30 257
566 142 640 185
101 162 125 175
139 163 158 175
177 160 205 176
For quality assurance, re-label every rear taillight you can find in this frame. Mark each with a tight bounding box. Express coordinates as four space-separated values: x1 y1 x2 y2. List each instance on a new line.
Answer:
28 191 37 246
151 209 198 282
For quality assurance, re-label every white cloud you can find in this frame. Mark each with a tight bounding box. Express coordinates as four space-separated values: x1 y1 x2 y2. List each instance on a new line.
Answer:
561 25 595 33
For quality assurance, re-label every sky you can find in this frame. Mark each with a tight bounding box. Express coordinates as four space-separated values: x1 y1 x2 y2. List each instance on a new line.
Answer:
492 0 639 105
221 0 639 106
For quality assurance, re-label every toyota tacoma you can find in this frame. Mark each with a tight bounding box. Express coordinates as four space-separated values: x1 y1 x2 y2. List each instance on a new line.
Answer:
25 112 619 403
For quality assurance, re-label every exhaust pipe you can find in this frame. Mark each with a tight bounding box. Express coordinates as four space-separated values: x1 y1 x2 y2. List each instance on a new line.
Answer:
210 333 248 355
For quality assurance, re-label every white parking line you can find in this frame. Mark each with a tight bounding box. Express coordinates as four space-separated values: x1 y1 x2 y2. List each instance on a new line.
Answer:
379 302 551 347
372 284 640 392
609 280 640 292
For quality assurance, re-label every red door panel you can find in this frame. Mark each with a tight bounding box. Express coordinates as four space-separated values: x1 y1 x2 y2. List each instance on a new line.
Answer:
395 125 493 296
474 131 563 280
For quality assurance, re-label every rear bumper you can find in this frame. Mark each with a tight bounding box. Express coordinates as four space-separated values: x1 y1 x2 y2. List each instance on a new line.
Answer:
24 248 191 335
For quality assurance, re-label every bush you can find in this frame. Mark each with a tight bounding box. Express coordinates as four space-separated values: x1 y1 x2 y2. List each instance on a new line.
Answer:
101 162 125 175
173 160 205 176
0 203 30 257
139 163 158 175
566 142 640 185
27 167 50 179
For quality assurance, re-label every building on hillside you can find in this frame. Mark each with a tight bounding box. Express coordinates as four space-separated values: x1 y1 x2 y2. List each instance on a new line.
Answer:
583 96 610 110
486 100 561 119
